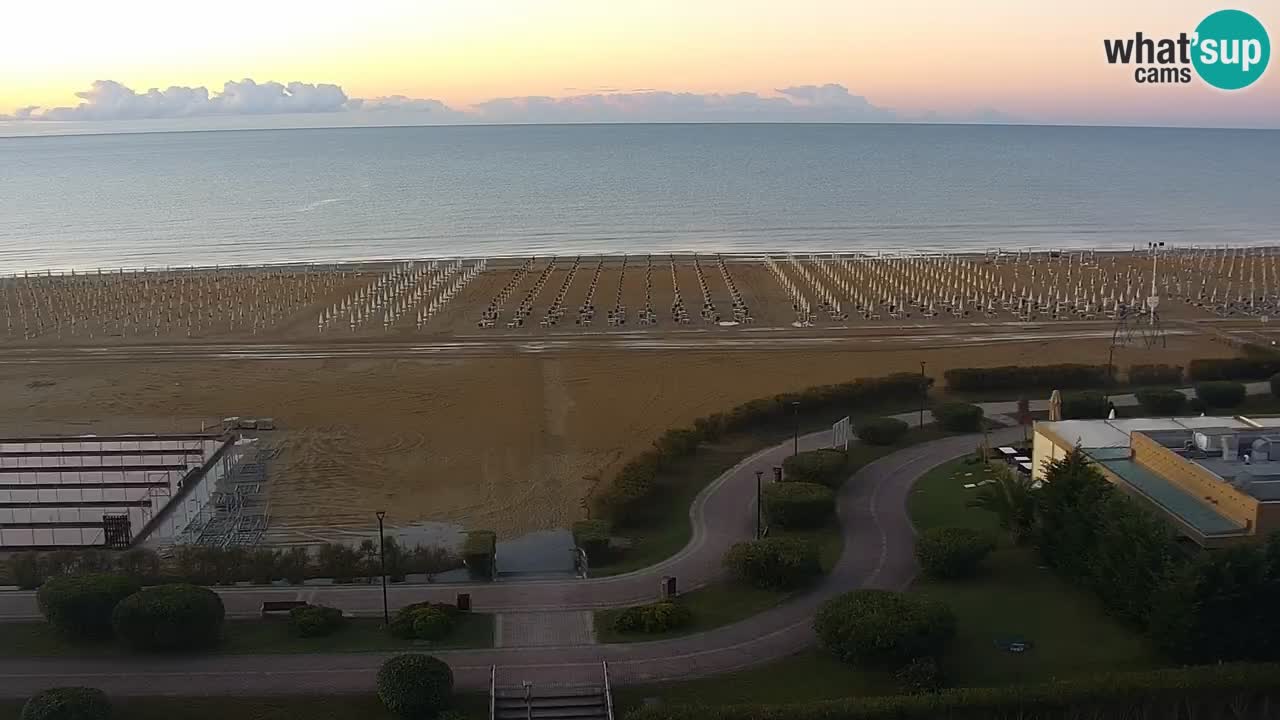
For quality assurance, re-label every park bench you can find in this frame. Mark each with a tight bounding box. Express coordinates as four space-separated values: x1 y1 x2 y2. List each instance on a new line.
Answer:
260 600 308 618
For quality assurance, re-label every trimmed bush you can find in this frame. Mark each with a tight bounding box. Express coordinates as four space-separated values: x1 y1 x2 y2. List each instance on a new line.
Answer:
1135 388 1188 416
1188 357 1280 382
932 403 984 432
19 687 111 720
376 654 454 719
764 482 835 529
410 607 454 641
1196 380 1247 408
10 553 44 590
572 520 612 563
914 527 996 579
1061 390 1109 419
782 449 848 487
1128 364 1183 385
389 601 462 640
814 590 956 669
944 364 1110 392
37 574 140 640
288 604 345 638
463 531 496 580
724 537 822 590
856 417 909 446
111 583 225 652
613 601 693 634
118 549 160 582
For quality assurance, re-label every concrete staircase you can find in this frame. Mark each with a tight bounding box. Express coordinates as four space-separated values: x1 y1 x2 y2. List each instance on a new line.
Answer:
490 663 614 720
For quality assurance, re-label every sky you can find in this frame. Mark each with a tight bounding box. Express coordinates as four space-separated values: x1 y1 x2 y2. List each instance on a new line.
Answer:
1 0 1277 133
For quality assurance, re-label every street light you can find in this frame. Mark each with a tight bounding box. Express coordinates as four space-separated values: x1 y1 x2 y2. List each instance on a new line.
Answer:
919 361 927 429
375 510 389 625
755 470 763 539
791 401 800 457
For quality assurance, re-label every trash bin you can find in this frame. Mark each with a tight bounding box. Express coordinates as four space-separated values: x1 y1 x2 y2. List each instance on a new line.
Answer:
456 593 471 612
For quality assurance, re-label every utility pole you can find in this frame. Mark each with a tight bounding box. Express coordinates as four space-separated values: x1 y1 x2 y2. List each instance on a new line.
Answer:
755 470 763 539
375 510 389 625
919 361 927 429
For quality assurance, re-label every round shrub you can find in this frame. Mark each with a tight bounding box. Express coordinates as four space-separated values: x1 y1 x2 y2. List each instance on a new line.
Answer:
932 402 984 432
410 607 454 641
914 527 996 579
894 657 943 694
36 574 140 641
815 590 956 669
288 604 345 638
19 688 111 720
782 449 848 487
1135 388 1187 416
763 482 835 529
1061 391 1109 419
613 601 693 634
856 417 909 446
376 653 453 719
389 601 461 640
724 537 822 590
111 583 224 652
1195 380 1247 409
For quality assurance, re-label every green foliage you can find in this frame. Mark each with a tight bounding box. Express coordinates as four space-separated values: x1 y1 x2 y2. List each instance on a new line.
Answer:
111 583 225 652
931 403 984 432
1134 388 1187 415
117 549 160 582
316 543 363 584
943 363 1111 392
246 548 280 585
763 482 835 529
966 466 1036 544
463 531 496 580
279 547 311 585
856 417 908 446
36 574 140 641
914 527 995 579
1188 356 1280 381
1060 390 1109 419
724 537 822 590
782 449 848 487
1127 363 1184 386
572 520 613 562
19 687 111 720
894 657 943 694
404 545 462 580
389 601 462 640
814 590 956 669
613 600 693 634
1195 380 1247 408
10 553 43 590
653 428 702 464
625 663 1280 720
288 604 346 638
410 607 454 641
376 654 454 719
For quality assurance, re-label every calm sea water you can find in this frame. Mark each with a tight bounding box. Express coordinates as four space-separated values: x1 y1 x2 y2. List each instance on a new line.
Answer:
1 123 1278 272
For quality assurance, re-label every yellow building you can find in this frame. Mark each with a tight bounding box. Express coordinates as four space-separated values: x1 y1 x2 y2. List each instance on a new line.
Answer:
1033 416 1280 548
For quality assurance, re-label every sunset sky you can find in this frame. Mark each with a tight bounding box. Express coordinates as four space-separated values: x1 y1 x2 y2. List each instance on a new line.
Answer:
1 0 1276 129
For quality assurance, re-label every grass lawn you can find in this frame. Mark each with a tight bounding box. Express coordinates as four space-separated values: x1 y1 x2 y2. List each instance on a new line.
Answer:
0 693 491 720
0 614 494 657
907 457 1163 686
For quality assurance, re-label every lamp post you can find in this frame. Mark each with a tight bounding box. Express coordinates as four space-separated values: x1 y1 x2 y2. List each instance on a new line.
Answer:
755 470 763 539
375 510 389 625
919 361 927 429
791 401 800 457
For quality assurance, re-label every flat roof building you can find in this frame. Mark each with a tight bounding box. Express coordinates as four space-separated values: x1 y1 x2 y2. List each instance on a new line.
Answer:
1034 416 1280 547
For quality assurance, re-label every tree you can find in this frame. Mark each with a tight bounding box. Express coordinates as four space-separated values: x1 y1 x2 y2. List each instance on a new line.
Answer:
1085 494 1179 627
1034 448 1114 580
967 467 1037 545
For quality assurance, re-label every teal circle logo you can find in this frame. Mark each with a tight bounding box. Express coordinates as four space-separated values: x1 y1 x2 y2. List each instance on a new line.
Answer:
1192 9 1270 90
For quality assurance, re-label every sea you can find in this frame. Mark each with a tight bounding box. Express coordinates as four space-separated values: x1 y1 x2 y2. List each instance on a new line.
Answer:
1 123 1278 273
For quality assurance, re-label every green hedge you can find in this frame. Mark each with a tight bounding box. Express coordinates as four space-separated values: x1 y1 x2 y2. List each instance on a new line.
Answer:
763 482 835 529
410 607 454 641
724 537 822 590
1128 364 1183 385
111 583 225 652
625 663 1280 720
614 600 693 634
1188 357 1280 381
814 590 955 670
914 527 995 580
944 364 1111 392
463 531 496 580
20 687 111 720
572 520 612 563
1134 388 1187 415
856 417 909 446
1061 390 1109 419
931 403 984 432
782 449 848 487
1195 380 1247 408
36 573 140 640
376 654 453 719
288 604 345 638
389 601 462 640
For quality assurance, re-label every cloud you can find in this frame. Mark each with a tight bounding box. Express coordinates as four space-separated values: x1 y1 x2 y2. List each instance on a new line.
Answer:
3 78 1011 127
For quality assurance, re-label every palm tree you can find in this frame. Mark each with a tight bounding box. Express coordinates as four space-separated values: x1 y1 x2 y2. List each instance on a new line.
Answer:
967 466 1037 545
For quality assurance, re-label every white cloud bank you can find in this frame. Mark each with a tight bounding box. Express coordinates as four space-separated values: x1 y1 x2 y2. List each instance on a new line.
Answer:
1 79 1009 126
